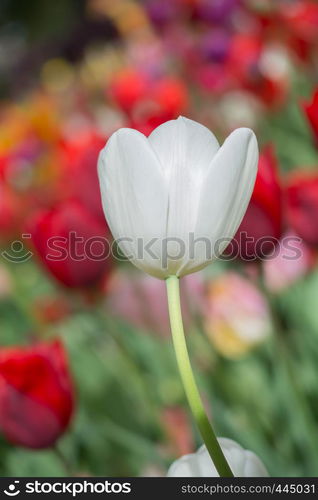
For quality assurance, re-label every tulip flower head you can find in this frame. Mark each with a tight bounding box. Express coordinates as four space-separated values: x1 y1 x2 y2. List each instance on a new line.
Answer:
0 340 74 449
167 438 269 477
61 133 107 223
29 200 113 289
98 117 258 278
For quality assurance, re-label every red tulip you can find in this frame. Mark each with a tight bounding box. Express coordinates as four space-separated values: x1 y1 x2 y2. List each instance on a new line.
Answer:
279 1 318 62
109 70 188 135
280 1 318 43
59 132 106 222
152 78 189 119
227 145 283 260
130 77 189 135
109 69 150 114
228 34 262 84
29 200 112 288
287 172 318 247
227 35 289 107
0 340 74 449
303 89 318 144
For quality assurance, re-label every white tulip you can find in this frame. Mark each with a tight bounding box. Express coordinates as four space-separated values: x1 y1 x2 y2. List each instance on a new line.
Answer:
98 117 258 279
167 438 269 477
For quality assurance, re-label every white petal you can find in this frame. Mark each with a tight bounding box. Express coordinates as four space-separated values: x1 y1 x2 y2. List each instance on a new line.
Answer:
167 439 269 477
149 116 220 239
244 451 270 477
167 453 201 477
149 116 220 180
180 128 258 276
148 116 220 275
98 128 168 278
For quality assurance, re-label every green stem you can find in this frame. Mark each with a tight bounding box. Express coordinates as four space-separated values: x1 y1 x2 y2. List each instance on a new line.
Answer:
165 275 233 477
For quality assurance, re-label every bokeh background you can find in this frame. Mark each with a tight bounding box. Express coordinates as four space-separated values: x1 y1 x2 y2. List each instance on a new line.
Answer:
1 0 318 477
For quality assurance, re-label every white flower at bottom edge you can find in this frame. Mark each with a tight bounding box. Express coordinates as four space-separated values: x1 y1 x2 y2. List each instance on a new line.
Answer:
167 438 269 477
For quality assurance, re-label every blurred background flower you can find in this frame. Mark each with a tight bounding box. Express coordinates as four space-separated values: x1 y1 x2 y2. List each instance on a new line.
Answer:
1 0 318 477
106 270 204 337
203 272 271 359
0 340 74 449
263 231 314 293
226 144 283 260
29 200 113 289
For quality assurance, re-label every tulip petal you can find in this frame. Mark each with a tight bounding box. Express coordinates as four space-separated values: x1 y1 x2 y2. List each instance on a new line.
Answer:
181 128 258 275
148 116 220 240
167 439 269 477
98 128 168 278
149 116 220 179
